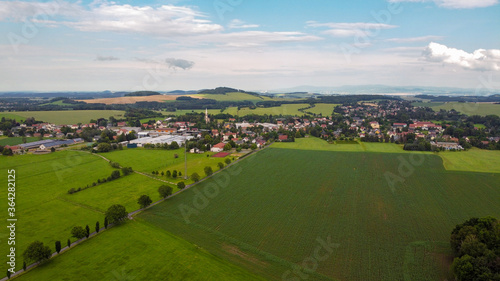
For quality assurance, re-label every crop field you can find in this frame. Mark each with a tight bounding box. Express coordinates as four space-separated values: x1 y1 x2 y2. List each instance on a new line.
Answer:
272 137 413 153
103 148 234 185
0 137 47 146
16 219 264 281
412 102 500 116
138 148 500 281
0 110 126 125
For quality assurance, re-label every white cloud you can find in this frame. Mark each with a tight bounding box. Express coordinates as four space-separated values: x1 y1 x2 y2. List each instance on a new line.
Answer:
228 19 259 29
307 21 397 37
422 42 500 71
387 0 499 9
386 35 444 43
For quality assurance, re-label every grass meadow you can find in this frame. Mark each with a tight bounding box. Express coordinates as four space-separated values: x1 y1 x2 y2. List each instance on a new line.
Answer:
15 219 264 281
103 147 234 185
0 150 162 273
412 102 500 116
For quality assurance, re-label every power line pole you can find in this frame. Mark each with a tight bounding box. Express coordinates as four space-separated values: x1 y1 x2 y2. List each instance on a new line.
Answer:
184 139 188 180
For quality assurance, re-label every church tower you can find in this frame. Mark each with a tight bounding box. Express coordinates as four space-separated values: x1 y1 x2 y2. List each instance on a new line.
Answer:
205 108 210 124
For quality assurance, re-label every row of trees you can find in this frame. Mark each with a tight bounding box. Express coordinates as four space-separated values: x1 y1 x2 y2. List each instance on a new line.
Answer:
68 167 133 194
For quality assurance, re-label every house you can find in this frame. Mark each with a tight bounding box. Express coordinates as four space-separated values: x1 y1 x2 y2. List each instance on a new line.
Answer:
190 148 202 154
432 142 463 150
278 135 288 141
211 142 226 153
157 128 176 134
369 122 380 129
392 123 407 129
117 122 127 127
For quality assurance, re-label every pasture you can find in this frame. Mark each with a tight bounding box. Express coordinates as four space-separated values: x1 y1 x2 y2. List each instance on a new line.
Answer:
103 148 233 184
0 110 126 125
0 150 163 273
15 219 263 281
77 95 186 104
137 148 500 281
412 102 500 116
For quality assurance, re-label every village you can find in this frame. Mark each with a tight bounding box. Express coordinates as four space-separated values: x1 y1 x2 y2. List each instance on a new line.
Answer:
2 100 499 155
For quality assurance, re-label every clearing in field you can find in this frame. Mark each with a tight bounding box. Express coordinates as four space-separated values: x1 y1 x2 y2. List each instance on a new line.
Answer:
1 110 126 125
412 102 500 116
76 95 192 104
137 148 500 281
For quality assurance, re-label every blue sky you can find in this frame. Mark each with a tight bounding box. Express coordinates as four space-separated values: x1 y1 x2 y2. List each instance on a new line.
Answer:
0 0 499 92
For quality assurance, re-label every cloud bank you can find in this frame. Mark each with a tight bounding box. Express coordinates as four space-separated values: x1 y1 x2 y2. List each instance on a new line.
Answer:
423 42 500 71
387 0 499 9
165 58 194 70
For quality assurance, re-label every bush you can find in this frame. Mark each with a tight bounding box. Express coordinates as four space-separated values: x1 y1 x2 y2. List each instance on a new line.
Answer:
177 182 186 189
218 162 224 169
109 161 120 169
166 170 171 177
71 226 86 239
22 241 51 264
172 170 178 178
111 170 121 180
225 158 231 165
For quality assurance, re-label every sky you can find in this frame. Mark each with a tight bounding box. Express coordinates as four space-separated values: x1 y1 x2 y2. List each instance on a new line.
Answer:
0 0 499 92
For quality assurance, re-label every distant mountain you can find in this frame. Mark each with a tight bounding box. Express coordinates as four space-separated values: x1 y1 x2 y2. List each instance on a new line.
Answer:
166 90 198 95
0 91 128 98
269 85 500 96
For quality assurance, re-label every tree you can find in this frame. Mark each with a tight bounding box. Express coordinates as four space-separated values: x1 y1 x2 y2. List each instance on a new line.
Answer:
96 143 112 152
158 185 173 198
105 204 127 224
95 221 100 233
138 195 152 209
22 241 51 264
218 162 224 169
225 158 231 165
55 241 61 254
110 170 121 180
71 226 87 239
2 147 13 156
166 170 171 177
172 170 178 178
50 147 56 152
177 182 186 189
250 143 257 150
67 239 71 248
191 172 200 182
169 141 179 150
85 225 90 238
104 217 108 229
223 143 232 151
7 270 10 279
204 166 213 177
121 167 133 176
23 261 26 271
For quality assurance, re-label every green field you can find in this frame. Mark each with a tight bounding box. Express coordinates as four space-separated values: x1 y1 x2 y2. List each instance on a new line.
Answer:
0 150 166 273
412 102 500 116
304 104 339 116
103 148 233 185
16 219 264 281
0 110 126 125
0 137 49 146
137 148 500 281
274 137 500 173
